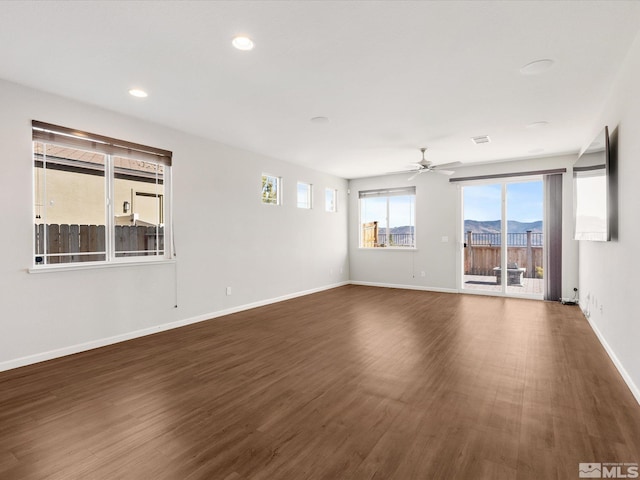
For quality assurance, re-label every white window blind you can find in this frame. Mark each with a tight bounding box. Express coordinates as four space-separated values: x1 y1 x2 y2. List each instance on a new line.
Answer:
359 186 416 198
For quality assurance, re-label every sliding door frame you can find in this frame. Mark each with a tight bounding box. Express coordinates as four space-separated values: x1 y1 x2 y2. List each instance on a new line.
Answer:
456 175 545 300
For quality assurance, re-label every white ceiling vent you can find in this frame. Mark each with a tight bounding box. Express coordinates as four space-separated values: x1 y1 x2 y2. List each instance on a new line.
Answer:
471 135 491 145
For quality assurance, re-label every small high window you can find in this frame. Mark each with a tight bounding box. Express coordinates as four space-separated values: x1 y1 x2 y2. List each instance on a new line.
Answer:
297 182 312 209
261 174 281 205
325 188 337 213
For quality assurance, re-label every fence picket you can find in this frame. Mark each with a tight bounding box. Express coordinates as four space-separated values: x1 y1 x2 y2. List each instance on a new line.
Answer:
60 224 71 263
47 224 60 264
69 224 80 263
96 226 105 261
137 226 147 255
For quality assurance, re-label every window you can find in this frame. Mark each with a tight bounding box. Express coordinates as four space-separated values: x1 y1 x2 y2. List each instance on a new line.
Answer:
32 121 172 266
325 188 337 212
297 182 312 209
359 187 416 248
261 174 281 205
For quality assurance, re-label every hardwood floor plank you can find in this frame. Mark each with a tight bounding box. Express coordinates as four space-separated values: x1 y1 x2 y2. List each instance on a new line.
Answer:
0 285 639 479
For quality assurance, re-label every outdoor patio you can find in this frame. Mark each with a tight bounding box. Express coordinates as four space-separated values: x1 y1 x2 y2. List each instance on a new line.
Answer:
463 274 544 295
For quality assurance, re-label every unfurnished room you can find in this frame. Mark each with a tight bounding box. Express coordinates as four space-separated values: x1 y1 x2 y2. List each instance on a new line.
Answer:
1 1 640 479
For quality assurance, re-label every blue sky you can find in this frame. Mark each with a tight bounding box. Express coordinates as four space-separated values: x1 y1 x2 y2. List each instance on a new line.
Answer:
463 181 543 222
360 181 542 228
361 195 414 227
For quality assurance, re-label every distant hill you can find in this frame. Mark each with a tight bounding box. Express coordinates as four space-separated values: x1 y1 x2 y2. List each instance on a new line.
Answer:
464 220 542 233
387 226 414 234
381 220 542 235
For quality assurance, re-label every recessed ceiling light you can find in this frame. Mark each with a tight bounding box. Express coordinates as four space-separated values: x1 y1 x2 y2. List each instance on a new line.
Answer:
232 36 254 51
310 116 329 124
128 88 148 98
471 135 490 145
526 121 550 129
519 59 554 75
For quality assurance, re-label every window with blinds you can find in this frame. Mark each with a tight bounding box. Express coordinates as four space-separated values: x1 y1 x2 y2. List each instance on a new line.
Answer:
359 187 416 248
32 121 173 267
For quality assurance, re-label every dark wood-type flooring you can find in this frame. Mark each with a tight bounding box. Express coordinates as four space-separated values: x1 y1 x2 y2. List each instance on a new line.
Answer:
1 285 639 479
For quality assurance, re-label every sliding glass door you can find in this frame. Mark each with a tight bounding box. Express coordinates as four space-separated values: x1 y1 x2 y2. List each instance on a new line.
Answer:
462 179 544 299
462 183 503 294
506 181 544 296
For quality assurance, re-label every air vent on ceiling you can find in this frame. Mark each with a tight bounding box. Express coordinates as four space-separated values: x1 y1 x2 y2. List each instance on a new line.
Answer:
471 135 491 145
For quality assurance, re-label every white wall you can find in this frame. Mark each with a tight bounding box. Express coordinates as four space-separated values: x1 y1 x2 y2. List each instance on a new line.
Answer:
0 79 349 370
348 154 578 298
577 30 640 402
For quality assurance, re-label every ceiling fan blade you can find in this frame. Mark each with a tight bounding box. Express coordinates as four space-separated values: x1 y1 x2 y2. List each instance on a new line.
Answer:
433 161 463 169
386 170 414 175
435 169 455 176
407 171 421 181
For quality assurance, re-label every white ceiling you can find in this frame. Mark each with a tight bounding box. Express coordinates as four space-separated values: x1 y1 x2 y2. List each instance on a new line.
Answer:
2 1 640 179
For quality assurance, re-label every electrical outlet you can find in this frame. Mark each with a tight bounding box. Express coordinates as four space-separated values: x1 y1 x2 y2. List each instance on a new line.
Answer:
421 271 426 277
226 286 232 296
441 236 448 242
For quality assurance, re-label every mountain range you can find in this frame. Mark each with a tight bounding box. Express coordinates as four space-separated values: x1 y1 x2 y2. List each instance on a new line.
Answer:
464 220 542 233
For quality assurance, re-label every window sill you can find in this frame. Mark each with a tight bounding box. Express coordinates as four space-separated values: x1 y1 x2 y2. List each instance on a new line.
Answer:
358 247 417 251
28 258 176 274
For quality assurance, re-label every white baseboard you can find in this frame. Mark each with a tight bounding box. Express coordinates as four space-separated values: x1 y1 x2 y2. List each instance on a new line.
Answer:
458 289 544 301
582 306 640 406
0 281 349 373
349 280 458 294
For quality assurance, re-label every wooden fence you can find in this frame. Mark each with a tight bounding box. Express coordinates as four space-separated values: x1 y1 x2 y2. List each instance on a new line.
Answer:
35 224 164 264
468 231 543 246
464 230 543 278
362 221 378 248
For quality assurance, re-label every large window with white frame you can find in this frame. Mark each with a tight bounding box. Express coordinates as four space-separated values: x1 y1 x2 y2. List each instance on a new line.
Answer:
359 187 416 248
297 182 312 209
32 121 172 267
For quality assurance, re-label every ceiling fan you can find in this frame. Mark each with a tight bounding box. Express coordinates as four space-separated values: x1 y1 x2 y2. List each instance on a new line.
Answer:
402 148 462 181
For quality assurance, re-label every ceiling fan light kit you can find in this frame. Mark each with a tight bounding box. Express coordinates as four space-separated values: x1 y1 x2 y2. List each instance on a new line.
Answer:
400 148 461 180
471 135 491 145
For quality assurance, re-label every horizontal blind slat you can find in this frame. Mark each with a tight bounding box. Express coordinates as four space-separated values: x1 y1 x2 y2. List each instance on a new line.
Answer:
359 186 416 198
